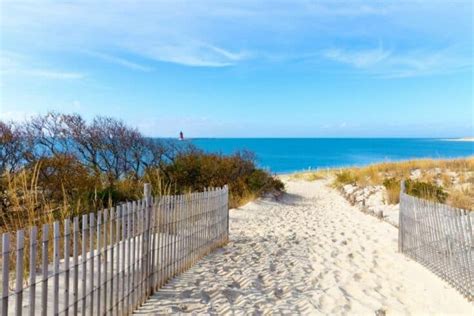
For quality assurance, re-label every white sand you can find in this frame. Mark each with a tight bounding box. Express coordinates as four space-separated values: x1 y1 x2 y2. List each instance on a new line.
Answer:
135 178 472 315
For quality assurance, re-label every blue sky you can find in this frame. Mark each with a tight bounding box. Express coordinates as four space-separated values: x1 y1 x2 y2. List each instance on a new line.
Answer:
0 0 472 137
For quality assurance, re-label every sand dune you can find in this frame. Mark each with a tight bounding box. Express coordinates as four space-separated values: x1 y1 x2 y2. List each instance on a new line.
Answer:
135 178 472 315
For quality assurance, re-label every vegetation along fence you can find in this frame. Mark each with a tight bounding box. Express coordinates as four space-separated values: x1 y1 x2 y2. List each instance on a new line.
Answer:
0 184 229 315
398 181 473 301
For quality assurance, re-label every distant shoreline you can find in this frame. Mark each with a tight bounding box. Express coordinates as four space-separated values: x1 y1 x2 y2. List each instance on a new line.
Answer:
441 137 474 142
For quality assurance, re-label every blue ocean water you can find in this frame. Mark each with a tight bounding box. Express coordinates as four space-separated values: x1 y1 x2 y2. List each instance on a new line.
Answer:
189 138 474 174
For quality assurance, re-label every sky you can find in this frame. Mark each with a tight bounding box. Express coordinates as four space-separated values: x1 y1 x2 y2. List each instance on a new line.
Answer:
0 0 473 138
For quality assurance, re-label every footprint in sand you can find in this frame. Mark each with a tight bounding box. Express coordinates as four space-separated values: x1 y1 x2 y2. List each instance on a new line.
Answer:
200 290 211 304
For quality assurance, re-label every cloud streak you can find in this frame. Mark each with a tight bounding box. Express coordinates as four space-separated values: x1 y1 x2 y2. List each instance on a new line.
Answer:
129 42 249 67
322 46 472 78
0 51 84 80
323 47 390 68
20 69 84 79
83 51 154 72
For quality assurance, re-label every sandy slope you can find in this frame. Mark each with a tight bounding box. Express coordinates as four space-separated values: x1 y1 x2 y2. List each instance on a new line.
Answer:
135 178 472 315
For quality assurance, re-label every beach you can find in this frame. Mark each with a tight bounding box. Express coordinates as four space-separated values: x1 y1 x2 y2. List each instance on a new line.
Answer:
135 177 472 315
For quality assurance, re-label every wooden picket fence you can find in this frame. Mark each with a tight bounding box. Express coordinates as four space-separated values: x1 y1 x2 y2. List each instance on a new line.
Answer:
0 184 229 315
398 182 473 301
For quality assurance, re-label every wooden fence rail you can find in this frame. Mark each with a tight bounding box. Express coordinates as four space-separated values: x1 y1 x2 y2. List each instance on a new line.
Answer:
398 181 473 301
0 185 229 315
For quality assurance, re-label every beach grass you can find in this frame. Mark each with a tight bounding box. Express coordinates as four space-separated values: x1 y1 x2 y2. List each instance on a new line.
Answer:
291 157 474 210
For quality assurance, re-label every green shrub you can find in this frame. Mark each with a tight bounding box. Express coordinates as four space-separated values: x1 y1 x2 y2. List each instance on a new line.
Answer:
164 150 284 208
383 177 399 189
405 179 448 203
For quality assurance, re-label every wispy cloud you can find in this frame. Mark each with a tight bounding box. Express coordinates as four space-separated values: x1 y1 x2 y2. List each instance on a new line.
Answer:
126 42 249 67
206 44 250 62
0 51 84 80
83 51 154 72
383 50 473 78
20 69 84 79
322 46 472 78
323 46 390 68
303 2 390 16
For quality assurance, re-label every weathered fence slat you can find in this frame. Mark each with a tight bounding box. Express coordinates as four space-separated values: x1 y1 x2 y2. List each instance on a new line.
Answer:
139 200 145 304
81 215 88 315
399 181 473 302
15 230 24 316
126 202 132 314
120 204 126 314
149 198 156 293
2 233 10 316
28 227 37 316
109 208 114 313
72 217 79 316
64 219 70 316
156 198 162 290
53 222 60 316
89 213 95 316
97 209 108 316
114 205 120 315
131 201 137 310
41 224 49 316
178 195 184 274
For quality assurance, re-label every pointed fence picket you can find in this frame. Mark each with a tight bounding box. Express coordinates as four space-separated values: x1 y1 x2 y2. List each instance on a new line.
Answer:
0 185 229 315
399 181 473 301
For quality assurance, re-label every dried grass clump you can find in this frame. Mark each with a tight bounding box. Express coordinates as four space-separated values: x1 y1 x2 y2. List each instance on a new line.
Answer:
383 178 401 204
333 170 359 188
290 169 329 181
448 188 474 211
0 163 68 234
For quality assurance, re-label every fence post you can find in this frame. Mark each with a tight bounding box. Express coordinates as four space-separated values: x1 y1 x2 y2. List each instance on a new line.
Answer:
225 185 229 242
144 183 152 295
16 230 25 316
41 224 49 316
398 180 405 253
2 233 10 316
72 217 79 316
64 219 71 316
29 227 38 316
53 222 60 316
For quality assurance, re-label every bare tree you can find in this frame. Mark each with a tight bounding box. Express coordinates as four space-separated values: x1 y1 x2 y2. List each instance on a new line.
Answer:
2 111 197 183
23 112 73 159
0 121 28 173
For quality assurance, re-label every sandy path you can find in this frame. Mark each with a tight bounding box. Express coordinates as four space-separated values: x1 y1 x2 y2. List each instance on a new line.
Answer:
135 179 472 315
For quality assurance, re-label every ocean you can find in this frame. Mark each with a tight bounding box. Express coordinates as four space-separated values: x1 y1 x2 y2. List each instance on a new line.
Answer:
189 138 474 174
